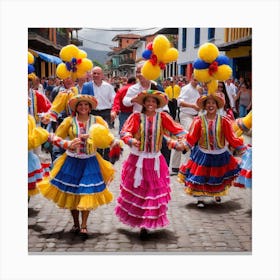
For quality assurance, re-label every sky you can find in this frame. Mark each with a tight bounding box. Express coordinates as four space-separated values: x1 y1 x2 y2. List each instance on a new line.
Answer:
78 27 160 51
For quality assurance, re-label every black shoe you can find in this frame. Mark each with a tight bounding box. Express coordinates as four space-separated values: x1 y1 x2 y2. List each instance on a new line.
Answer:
215 196 221 203
79 227 88 240
197 200 205 208
70 225 80 234
139 228 149 240
171 168 179 176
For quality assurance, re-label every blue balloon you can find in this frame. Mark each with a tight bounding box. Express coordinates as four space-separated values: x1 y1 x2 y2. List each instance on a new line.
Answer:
216 55 230 65
142 49 152 60
28 64 35 74
193 59 209 69
66 62 72 71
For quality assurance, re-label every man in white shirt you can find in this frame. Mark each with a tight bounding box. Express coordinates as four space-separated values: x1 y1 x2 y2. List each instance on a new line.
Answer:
82 66 116 160
224 78 238 118
170 75 200 175
123 62 168 112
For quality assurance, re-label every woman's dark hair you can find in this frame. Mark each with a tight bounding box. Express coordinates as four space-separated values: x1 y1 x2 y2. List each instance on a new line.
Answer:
218 81 231 110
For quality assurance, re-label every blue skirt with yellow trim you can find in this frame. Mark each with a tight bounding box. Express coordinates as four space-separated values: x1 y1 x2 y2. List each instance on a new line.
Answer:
38 152 114 210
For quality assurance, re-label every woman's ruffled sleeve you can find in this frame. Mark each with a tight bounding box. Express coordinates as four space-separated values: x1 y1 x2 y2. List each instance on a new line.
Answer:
120 113 140 146
47 117 73 150
28 115 49 150
161 112 187 149
55 116 72 139
222 117 246 152
184 116 202 149
161 112 186 137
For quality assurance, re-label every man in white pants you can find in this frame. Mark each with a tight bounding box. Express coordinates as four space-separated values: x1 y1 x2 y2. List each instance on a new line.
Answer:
170 75 200 175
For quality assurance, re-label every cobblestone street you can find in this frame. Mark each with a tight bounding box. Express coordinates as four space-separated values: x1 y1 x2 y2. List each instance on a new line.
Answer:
28 131 252 254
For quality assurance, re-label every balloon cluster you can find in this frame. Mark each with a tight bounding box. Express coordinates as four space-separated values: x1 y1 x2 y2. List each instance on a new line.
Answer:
141 35 179 80
193 43 232 94
28 51 35 74
87 124 115 151
56 44 93 80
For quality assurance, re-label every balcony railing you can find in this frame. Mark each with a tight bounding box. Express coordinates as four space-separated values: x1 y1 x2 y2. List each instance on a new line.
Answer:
224 28 252 43
119 58 135 65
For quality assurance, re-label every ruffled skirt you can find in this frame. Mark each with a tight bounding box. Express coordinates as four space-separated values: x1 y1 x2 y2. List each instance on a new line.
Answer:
115 153 171 229
28 151 43 196
233 147 252 188
178 145 240 197
38 152 114 210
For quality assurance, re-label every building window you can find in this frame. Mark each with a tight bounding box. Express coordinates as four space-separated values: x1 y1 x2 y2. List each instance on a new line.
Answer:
194 28 200 47
182 28 187 51
208 28 215 41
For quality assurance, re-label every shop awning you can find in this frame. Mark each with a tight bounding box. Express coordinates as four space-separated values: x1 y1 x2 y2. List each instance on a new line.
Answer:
29 49 62 64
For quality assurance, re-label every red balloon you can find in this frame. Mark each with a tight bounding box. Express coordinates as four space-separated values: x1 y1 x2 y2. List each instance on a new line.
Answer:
147 42 153 51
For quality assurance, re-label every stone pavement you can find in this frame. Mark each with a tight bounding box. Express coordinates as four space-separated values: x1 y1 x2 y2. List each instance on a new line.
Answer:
28 128 252 254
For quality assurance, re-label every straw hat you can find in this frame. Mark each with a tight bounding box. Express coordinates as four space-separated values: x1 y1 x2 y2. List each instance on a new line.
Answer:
68 95 98 112
133 89 168 108
196 92 225 109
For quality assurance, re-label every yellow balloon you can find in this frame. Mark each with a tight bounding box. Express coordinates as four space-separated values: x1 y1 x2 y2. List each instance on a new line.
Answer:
75 68 87 79
28 52 34 64
56 63 71 79
88 124 114 149
71 72 78 81
213 65 232 81
194 69 211 83
162 48 179 63
198 43 219 63
78 58 93 72
207 80 218 94
60 44 79 62
242 110 252 130
152 35 171 61
77 50 87 59
141 61 161 81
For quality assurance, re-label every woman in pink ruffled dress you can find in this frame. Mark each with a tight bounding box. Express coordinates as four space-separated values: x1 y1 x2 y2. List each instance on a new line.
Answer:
115 90 186 239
